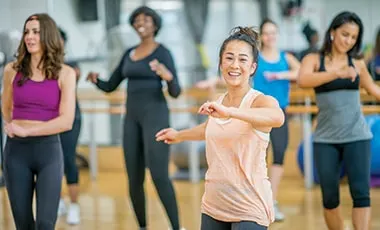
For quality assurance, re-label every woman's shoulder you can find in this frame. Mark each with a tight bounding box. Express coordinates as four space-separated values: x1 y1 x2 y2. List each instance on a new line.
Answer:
4 61 18 83
61 64 76 75
156 43 173 55
250 90 280 109
59 64 76 82
4 61 17 74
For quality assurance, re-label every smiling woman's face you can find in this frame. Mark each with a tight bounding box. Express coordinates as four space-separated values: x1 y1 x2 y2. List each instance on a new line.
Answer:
220 40 256 87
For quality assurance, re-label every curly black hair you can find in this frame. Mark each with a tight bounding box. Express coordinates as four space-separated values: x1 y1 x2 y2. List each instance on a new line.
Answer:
129 6 162 36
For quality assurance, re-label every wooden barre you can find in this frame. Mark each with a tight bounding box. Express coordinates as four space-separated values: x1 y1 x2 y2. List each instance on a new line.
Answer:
81 105 380 115
81 107 199 114
77 87 379 103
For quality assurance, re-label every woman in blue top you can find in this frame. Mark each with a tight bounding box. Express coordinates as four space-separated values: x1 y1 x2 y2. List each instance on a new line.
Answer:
195 19 300 221
253 19 300 221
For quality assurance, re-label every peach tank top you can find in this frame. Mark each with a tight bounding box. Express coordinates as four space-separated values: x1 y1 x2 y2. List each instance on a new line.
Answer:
201 88 275 227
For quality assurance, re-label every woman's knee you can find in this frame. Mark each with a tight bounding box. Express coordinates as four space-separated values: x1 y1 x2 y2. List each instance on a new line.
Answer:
349 181 371 208
319 176 341 209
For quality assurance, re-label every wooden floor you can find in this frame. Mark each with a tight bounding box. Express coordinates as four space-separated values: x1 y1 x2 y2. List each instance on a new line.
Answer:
0 118 379 230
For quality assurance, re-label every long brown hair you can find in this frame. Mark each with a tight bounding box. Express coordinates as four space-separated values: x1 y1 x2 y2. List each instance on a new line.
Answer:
13 13 64 86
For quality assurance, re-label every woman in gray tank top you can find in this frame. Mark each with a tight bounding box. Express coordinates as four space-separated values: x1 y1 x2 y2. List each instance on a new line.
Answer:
298 11 380 230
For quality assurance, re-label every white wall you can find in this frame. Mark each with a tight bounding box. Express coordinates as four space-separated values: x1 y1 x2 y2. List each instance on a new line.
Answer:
1 0 380 145
50 0 112 144
0 0 11 31
51 0 107 60
268 0 379 51
321 0 378 45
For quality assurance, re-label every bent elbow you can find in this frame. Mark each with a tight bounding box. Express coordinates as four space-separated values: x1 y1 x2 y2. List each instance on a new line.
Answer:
102 87 114 93
296 77 307 88
169 88 181 99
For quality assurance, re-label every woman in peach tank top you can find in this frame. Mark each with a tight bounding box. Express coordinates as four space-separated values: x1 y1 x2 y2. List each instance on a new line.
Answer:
156 26 285 229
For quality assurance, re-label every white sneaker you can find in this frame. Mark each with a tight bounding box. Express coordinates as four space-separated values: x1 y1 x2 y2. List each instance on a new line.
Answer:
66 203 81 225
274 201 285 222
57 199 66 216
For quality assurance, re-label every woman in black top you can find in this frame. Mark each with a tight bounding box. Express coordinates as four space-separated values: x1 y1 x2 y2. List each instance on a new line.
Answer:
86 6 182 230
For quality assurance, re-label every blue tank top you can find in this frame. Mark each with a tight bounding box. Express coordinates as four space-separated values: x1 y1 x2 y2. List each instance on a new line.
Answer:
252 51 290 108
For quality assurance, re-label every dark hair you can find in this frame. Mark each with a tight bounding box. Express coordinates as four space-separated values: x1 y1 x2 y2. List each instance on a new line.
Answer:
302 22 318 44
259 18 277 34
13 13 64 86
218 26 260 75
58 27 67 44
320 11 363 58
375 27 380 56
129 6 162 36
259 18 278 48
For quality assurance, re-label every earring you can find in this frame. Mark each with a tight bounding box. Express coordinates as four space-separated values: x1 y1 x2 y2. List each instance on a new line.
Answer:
330 35 334 40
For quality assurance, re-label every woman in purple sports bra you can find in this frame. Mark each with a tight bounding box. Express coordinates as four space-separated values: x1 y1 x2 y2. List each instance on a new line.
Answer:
1 13 76 230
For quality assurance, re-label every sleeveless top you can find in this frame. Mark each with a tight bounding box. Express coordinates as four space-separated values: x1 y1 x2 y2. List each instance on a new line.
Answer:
12 72 61 121
313 55 372 143
252 51 290 109
201 88 274 227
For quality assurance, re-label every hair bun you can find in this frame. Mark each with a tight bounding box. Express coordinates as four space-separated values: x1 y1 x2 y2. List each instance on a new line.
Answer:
229 26 261 50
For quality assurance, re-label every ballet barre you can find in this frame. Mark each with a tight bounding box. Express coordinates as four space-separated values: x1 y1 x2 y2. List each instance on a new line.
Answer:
80 105 202 183
77 85 380 188
79 94 380 189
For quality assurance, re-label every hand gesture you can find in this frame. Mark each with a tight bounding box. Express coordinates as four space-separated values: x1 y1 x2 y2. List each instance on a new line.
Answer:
198 101 231 119
264 71 280 81
86 72 99 84
155 128 181 144
5 122 29 138
336 66 359 82
149 59 171 80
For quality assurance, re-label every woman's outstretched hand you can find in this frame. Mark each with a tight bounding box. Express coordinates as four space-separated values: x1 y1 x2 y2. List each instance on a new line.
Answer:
86 72 99 84
155 128 181 144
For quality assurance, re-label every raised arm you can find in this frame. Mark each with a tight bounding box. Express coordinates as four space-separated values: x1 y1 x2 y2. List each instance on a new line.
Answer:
1 62 16 123
358 58 380 100
275 53 300 80
198 95 284 133
298 53 359 88
229 95 284 132
155 120 208 144
27 65 77 136
159 49 182 98
297 53 339 88
87 52 127 93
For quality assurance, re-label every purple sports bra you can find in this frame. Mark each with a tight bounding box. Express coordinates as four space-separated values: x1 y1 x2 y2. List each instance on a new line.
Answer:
12 72 61 121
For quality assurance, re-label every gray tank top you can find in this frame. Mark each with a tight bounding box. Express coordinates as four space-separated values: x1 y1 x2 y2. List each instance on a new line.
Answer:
313 55 372 143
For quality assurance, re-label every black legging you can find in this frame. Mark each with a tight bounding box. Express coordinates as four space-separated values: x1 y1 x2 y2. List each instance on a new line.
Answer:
3 135 63 230
123 100 179 229
201 214 267 230
60 116 81 184
314 140 371 209
269 109 289 165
